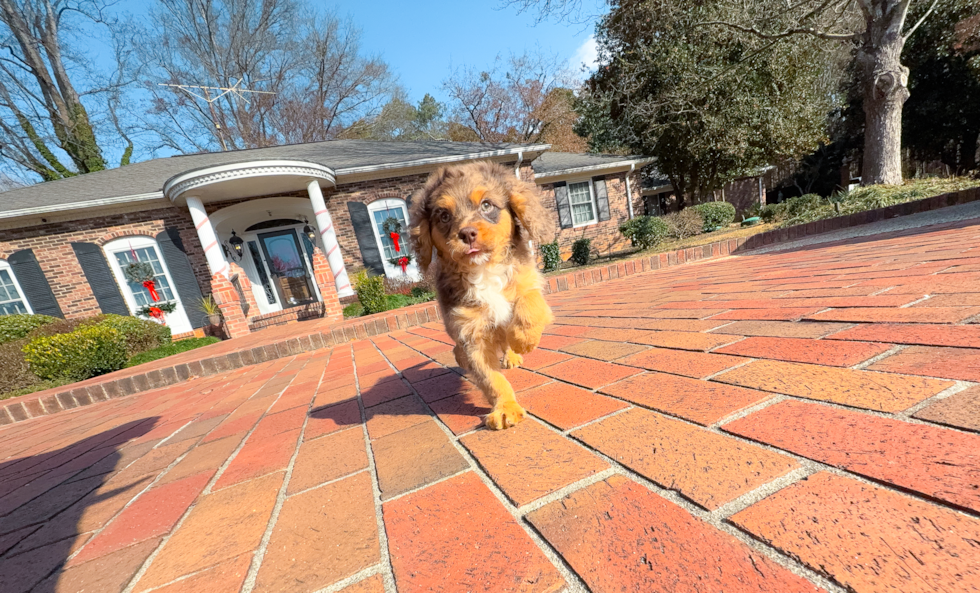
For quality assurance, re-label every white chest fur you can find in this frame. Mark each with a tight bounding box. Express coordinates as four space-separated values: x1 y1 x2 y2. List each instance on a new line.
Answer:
465 264 513 327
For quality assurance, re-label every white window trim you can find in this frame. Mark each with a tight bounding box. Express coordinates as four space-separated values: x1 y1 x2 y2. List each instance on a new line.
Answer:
567 178 599 228
366 198 421 280
102 236 193 334
0 259 33 315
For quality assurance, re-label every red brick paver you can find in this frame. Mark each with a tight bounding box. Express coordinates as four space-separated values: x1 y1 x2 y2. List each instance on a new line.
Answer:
3 212 980 592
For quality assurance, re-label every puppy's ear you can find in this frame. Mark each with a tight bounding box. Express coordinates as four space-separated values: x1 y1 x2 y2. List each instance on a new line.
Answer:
507 177 551 244
409 166 452 271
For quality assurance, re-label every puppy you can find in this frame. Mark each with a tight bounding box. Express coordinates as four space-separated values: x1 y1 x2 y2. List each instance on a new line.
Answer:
409 161 554 429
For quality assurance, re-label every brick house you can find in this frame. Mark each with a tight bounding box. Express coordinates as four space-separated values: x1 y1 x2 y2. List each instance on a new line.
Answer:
0 140 650 338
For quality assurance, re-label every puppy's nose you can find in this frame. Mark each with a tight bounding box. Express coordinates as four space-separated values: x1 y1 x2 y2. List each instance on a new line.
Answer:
458 226 478 245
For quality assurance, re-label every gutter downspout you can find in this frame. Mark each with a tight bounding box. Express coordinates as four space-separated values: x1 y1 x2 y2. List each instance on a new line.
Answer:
626 163 636 219
515 151 523 179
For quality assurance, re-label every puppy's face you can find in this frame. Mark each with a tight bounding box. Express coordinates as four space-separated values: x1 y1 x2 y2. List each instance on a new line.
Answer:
410 162 549 271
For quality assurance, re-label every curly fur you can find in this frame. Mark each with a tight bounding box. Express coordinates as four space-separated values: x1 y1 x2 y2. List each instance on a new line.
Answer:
408 161 554 429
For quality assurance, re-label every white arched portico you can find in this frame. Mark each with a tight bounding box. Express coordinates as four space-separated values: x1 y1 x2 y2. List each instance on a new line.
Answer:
163 160 353 301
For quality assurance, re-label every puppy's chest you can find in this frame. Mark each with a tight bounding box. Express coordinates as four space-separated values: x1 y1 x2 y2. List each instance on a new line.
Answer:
463 266 513 326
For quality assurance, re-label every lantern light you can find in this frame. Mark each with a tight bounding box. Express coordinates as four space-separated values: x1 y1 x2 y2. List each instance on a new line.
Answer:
303 217 317 244
227 230 244 261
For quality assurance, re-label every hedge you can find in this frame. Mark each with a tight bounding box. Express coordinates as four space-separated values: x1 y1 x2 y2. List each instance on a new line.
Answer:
693 202 736 231
23 325 129 382
619 216 670 250
0 314 58 344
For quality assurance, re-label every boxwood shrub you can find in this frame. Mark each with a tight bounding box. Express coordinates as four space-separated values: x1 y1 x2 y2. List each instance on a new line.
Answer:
23 325 129 382
619 216 670 250
88 314 171 356
540 240 561 272
571 238 592 265
0 314 58 344
352 269 388 314
693 202 736 231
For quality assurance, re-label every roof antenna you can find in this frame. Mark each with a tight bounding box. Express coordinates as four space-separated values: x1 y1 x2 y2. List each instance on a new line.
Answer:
158 79 276 151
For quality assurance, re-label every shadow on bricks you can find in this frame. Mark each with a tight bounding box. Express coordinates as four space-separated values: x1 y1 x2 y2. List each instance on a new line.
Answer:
0 418 160 593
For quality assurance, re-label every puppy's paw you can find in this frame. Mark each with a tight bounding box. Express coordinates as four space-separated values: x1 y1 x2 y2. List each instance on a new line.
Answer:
509 323 543 355
501 349 523 369
484 400 526 430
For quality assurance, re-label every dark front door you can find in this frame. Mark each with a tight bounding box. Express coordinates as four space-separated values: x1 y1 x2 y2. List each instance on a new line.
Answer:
257 229 316 308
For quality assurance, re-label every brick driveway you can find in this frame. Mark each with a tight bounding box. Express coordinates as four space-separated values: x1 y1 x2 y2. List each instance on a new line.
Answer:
2 219 980 593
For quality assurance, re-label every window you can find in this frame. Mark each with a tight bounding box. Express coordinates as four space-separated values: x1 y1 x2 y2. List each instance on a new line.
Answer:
112 246 177 307
568 181 598 226
371 206 409 260
0 261 31 316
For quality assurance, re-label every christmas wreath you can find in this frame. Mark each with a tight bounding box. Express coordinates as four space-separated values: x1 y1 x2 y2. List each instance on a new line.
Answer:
381 217 403 252
137 301 177 323
388 253 413 273
124 261 163 301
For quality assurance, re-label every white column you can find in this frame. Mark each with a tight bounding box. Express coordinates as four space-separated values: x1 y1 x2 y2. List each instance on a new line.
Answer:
186 196 230 279
307 180 353 297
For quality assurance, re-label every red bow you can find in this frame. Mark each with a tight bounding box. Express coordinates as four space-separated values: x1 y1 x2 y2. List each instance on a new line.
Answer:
398 257 408 273
148 307 165 321
142 279 160 302
389 232 400 252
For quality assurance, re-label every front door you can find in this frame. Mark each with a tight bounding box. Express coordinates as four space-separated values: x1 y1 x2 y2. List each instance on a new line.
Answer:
257 230 316 308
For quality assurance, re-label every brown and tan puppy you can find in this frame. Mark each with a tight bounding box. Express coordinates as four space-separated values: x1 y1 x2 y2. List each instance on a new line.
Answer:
409 161 554 429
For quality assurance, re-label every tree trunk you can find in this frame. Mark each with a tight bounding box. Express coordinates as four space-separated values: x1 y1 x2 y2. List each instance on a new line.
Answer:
858 5 910 186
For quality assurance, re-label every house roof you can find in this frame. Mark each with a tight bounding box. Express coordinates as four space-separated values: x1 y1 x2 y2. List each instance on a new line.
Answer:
0 139 547 219
532 152 656 179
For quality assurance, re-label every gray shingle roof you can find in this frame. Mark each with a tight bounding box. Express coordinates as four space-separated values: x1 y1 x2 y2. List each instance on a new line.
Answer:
0 139 543 215
532 152 655 177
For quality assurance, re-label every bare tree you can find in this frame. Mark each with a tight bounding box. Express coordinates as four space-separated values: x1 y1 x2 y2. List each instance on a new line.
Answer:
0 0 132 181
442 51 586 150
140 0 397 152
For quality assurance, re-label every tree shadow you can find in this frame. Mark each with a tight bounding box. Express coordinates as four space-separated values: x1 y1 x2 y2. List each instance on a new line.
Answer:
0 417 159 593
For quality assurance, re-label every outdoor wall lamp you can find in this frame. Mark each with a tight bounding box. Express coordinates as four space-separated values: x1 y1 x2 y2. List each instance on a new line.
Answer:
227 230 244 261
303 217 318 244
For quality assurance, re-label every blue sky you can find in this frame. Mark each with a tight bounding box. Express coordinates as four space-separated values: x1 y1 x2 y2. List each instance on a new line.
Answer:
113 0 602 103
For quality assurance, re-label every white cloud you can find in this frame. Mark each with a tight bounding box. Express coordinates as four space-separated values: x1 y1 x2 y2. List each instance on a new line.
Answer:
569 34 599 76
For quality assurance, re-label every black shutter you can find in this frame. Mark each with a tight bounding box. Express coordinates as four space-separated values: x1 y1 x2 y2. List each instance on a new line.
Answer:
593 176 611 222
7 249 63 318
71 242 130 316
553 182 573 229
157 228 207 329
346 201 385 275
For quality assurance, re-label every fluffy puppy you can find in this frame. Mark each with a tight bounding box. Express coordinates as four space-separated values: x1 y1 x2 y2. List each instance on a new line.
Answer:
409 161 554 429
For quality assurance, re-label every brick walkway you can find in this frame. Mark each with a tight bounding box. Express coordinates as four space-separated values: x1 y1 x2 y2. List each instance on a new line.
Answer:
2 218 980 593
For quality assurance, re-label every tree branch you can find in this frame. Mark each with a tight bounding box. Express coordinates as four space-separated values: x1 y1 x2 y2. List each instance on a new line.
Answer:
699 20 862 41
903 0 939 41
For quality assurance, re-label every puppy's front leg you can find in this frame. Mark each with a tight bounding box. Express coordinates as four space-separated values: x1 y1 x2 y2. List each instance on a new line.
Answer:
507 288 552 355
465 336 525 430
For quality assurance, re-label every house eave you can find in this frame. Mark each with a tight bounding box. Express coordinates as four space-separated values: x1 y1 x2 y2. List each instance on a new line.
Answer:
533 158 656 182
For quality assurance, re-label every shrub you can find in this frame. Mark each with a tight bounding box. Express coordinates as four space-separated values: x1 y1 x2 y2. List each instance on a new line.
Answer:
540 240 561 272
352 270 388 315
784 194 823 217
693 202 736 231
383 276 432 297
663 209 704 239
0 338 41 394
619 216 669 250
410 286 429 299
570 238 592 266
88 314 171 356
23 325 128 382
0 314 58 344
759 203 787 223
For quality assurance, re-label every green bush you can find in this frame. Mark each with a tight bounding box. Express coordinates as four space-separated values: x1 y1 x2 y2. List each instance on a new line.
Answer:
784 194 823 217
352 270 388 315
619 216 669 250
87 314 171 356
693 202 736 231
23 325 128 382
759 203 787 223
540 240 561 272
570 238 592 266
663 209 704 239
0 314 58 344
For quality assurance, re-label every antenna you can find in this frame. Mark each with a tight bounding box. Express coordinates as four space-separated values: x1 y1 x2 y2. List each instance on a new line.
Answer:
158 79 276 151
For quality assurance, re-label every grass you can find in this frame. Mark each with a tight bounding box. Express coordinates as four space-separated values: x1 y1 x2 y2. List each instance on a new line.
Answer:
125 337 220 368
1 378 72 401
343 292 436 319
777 176 979 227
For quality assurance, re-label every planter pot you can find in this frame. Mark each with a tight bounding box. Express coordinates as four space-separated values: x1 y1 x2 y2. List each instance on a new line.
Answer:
208 314 222 326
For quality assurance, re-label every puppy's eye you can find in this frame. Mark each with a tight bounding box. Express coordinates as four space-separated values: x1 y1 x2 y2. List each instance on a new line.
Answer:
437 210 452 224
480 201 494 213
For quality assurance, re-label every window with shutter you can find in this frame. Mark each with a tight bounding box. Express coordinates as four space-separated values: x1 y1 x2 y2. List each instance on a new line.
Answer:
0 260 31 316
567 180 599 227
